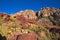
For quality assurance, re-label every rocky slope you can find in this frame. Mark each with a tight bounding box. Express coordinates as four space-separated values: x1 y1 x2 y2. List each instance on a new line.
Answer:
0 7 60 40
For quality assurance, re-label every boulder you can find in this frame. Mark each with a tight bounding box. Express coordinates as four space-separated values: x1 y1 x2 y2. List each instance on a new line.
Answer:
17 32 38 40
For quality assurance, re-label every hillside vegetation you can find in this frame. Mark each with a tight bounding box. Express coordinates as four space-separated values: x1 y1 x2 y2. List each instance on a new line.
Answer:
0 7 60 40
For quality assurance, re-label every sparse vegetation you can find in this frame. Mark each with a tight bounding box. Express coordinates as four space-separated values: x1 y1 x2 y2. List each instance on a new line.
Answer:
0 8 60 40
26 23 60 40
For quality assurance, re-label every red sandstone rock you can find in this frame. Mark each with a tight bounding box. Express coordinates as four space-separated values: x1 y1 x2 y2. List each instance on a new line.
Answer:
17 32 38 40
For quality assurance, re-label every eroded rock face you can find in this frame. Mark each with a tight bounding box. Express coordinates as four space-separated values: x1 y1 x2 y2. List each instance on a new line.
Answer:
36 7 60 26
15 10 37 20
37 17 60 30
0 12 10 22
37 7 60 19
37 18 53 27
17 32 38 40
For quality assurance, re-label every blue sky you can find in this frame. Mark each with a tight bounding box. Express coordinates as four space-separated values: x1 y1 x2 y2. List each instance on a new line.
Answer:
0 0 60 14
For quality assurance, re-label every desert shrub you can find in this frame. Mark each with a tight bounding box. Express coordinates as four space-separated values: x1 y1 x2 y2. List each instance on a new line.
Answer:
26 23 60 40
48 16 60 26
0 23 9 40
53 21 60 26
0 17 4 25
26 23 40 33
0 17 22 40
10 16 16 22
37 27 59 40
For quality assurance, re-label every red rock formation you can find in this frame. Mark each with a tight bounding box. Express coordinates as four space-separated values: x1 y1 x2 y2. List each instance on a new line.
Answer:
17 32 38 40
14 10 37 20
0 8 60 40
0 12 10 22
